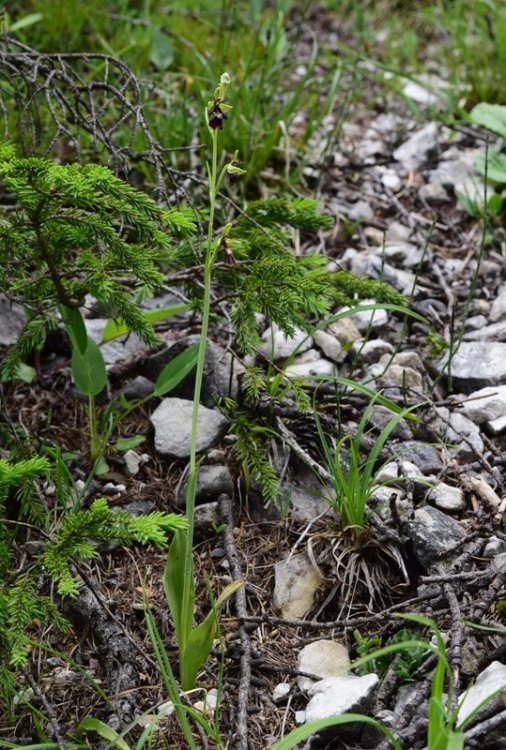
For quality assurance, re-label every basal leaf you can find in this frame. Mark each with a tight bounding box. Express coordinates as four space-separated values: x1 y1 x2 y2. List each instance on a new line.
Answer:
71 336 107 396
154 343 199 397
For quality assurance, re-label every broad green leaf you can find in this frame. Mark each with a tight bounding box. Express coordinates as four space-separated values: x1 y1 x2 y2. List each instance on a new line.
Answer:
59 305 88 355
77 717 131 750
268 714 403 750
94 455 109 476
180 580 243 690
470 102 506 139
164 527 195 656
475 149 506 184
154 343 199 397
487 193 504 215
71 336 107 397
115 435 146 452
149 28 174 71
102 304 188 342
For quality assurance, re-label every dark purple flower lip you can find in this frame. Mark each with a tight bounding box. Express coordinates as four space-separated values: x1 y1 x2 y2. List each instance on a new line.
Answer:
220 237 236 266
208 100 228 130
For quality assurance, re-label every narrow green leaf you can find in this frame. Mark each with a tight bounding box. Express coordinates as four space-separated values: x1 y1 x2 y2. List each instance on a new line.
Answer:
180 581 243 690
9 12 44 32
76 717 131 750
115 435 146 452
154 343 199 397
268 714 403 750
71 336 107 397
102 304 188 343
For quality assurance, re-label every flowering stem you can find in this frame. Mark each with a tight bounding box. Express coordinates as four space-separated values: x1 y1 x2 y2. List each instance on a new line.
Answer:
183 128 219 628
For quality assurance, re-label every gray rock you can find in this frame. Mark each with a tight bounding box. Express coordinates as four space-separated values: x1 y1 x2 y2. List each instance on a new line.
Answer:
328 317 362 345
0 295 25 346
384 242 424 268
120 376 154 400
381 169 402 191
260 324 312 360
386 221 412 243
483 537 506 557
286 486 332 524
463 320 506 342
464 315 488 332
142 336 242 407
427 482 465 512
447 411 484 457
407 506 465 565
488 413 506 434
402 79 442 106
419 181 451 205
367 363 425 401
194 501 220 531
150 398 228 458
351 339 394 363
272 683 291 704
85 318 144 366
375 460 424 484
123 450 143 476
305 673 379 723
490 284 506 322
398 441 443 474
297 640 351 692
428 147 485 203
123 500 156 516
314 330 344 362
274 553 324 622
457 661 506 726
347 200 374 223
179 464 233 506
393 123 439 170
345 302 389 333
457 385 506 424
284 357 335 378
368 405 412 440
435 342 506 392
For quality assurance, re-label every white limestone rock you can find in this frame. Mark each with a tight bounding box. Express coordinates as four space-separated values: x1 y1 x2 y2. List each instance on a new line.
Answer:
457 386 506 424
427 482 465 512
305 673 379 723
457 662 506 726
273 553 324 621
150 398 228 458
297 640 351 692
393 122 439 170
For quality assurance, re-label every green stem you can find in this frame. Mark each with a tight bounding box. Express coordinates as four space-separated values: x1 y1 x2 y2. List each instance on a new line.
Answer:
88 395 101 462
182 129 219 636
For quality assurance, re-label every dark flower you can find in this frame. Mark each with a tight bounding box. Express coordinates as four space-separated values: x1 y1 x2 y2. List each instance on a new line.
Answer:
220 238 236 267
208 100 227 130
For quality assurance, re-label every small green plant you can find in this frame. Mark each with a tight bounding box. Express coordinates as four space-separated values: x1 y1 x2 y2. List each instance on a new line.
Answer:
354 627 430 681
313 396 420 539
270 614 505 750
